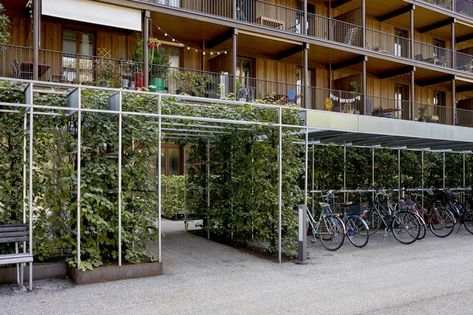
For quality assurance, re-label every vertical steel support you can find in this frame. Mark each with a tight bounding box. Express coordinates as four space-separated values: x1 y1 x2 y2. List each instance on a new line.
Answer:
463 153 466 203
362 57 367 114
232 29 238 95
23 115 27 225
410 5 415 59
451 20 456 71
118 92 123 266
303 0 308 36
304 129 308 206
372 147 375 200
343 145 347 202
158 95 162 262
411 69 416 120
421 150 425 210
303 44 309 109
311 144 315 213
361 0 366 48
76 87 82 269
278 107 283 263
233 0 237 19
33 0 40 81
452 78 456 125
297 205 307 263
398 148 401 202
143 11 150 88
443 151 446 189
206 139 211 240
27 84 34 291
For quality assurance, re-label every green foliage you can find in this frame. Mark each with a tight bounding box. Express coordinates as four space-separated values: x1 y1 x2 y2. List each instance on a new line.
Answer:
162 175 185 220
0 4 10 47
173 71 213 97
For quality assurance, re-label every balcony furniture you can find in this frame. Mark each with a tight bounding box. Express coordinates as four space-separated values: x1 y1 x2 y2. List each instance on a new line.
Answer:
256 16 285 30
343 28 358 46
0 224 33 291
372 107 401 118
414 54 424 61
20 61 50 79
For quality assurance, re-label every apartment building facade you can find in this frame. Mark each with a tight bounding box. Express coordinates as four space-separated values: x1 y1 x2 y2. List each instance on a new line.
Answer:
2 0 473 172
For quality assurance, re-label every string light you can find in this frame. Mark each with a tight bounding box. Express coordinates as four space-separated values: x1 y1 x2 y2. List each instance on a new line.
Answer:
152 22 229 56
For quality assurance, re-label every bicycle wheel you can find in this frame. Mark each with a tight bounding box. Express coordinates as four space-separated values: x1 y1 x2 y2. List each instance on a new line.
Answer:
364 208 382 236
462 208 473 235
391 211 420 245
414 213 427 240
429 208 455 238
319 215 345 251
345 216 369 248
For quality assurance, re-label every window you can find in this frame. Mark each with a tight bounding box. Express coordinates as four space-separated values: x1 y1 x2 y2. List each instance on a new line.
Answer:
433 90 446 123
296 2 316 34
62 30 95 83
236 57 255 101
433 39 446 59
394 84 408 119
394 29 408 58
296 68 312 107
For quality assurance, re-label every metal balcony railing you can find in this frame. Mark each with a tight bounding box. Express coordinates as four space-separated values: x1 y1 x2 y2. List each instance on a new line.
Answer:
365 28 410 58
414 41 453 68
307 13 363 47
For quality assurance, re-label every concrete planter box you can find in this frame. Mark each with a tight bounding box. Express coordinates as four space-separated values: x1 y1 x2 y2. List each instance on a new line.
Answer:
0 261 67 284
68 261 163 285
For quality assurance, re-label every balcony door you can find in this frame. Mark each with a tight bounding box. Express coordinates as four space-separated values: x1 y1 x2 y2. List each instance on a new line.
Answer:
296 68 312 107
296 1 316 34
433 90 446 124
62 30 95 83
236 57 255 101
394 29 408 58
394 84 409 119
433 38 446 63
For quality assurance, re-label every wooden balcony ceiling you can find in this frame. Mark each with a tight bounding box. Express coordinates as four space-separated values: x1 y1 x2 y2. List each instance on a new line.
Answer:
233 31 303 60
150 12 231 45
2 0 28 11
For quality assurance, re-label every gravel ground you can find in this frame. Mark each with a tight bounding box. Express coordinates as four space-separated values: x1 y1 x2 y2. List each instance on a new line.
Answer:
1 220 472 314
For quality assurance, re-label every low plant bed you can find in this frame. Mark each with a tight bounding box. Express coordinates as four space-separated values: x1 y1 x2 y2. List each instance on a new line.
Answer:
0 261 67 284
67 261 163 285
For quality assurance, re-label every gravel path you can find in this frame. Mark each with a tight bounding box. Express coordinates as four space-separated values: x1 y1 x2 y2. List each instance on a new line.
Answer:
1 220 472 314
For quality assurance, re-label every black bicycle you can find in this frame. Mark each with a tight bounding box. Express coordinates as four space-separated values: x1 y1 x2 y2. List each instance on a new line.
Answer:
364 189 421 245
438 189 473 235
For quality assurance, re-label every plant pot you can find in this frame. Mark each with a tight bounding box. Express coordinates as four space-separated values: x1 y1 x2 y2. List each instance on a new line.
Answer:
135 72 143 89
121 78 129 88
150 77 165 92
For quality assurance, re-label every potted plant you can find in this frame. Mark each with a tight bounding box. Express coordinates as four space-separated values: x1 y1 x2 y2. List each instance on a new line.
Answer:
417 103 429 122
148 38 170 92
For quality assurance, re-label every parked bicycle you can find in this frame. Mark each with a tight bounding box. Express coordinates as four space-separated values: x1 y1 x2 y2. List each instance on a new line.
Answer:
438 189 473 235
306 194 345 251
364 189 420 244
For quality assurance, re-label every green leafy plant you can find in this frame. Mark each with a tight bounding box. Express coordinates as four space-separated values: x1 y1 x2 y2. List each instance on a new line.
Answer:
173 71 212 97
0 4 10 48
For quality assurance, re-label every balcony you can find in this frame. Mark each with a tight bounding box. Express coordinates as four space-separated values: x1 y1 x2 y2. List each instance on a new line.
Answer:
418 0 473 20
1 44 472 128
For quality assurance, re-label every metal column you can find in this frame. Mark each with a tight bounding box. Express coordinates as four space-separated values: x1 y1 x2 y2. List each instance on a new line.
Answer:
232 29 238 96
206 139 211 240
27 84 34 291
443 151 446 189
158 95 162 262
76 88 82 269
343 145 347 202
451 20 456 72
410 5 415 59
452 78 456 125
421 150 425 210
143 11 150 88
278 107 283 263
362 57 367 114
118 92 123 266
303 44 309 109
411 69 416 120
33 0 40 80
398 148 401 202
303 0 308 36
362 0 366 48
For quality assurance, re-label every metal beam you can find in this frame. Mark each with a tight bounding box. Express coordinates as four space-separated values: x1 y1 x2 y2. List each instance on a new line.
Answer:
376 66 415 79
33 0 40 81
207 29 235 49
418 18 454 33
377 5 413 22
452 78 457 126
143 10 150 88
275 45 303 60
232 29 238 94
331 56 367 71
417 75 454 87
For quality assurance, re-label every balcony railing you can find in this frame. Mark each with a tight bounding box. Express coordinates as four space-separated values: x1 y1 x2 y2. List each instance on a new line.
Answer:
414 41 453 68
307 13 363 47
414 102 452 124
366 29 410 58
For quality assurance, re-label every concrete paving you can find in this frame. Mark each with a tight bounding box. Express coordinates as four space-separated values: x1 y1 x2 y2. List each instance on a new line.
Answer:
1 220 473 314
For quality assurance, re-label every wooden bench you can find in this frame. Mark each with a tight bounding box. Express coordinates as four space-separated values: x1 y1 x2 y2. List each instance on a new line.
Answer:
0 224 33 290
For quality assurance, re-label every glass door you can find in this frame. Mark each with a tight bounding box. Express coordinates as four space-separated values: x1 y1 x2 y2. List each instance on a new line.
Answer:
394 84 409 119
236 57 255 101
394 29 408 58
62 30 95 83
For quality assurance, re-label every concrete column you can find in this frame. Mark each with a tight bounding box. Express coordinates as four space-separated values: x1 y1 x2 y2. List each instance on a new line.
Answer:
33 0 40 80
143 10 150 88
232 29 238 95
